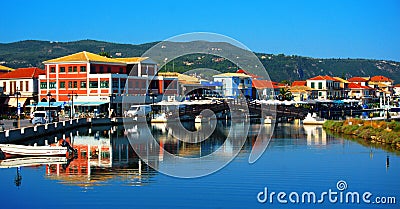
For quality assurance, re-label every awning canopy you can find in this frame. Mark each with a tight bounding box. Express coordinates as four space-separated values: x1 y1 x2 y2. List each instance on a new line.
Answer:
27 101 108 107
7 97 27 107
27 101 64 107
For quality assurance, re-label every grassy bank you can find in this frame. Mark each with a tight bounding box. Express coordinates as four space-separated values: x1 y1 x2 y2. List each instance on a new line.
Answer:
323 119 400 149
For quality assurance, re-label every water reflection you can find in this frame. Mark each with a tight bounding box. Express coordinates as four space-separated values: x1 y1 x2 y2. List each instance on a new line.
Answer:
0 121 392 187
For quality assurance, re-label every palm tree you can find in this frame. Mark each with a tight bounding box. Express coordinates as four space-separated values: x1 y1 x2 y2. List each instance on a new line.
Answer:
278 88 292 101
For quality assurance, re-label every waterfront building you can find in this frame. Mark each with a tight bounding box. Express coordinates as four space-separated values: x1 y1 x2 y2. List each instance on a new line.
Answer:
213 73 252 98
306 75 342 100
333 77 349 98
347 83 374 100
0 67 45 115
38 51 158 116
368 75 394 97
0 65 14 74
347 76 369 86
394 84 400 97
251 80 276 100
290 81 312 101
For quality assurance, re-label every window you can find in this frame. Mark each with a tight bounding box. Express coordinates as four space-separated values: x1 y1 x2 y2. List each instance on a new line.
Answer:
90 66 96 73
80 66 86 72
68 81 72 88
20 81 23 91
40 82 47 89
68 67 72 72
60 82 65 88
99 66 104 73
89 81 98 88
49 82 56 89
80 81 87 88
107 67 111 73
60 67 65 72
113 80 119 88
311 82 315 89
100 81 109 88
318 82 323 89
50 67 56 73
73 66 77 72
3 82 6 92
318 92 322 96
73 81 78 88
119 68 123 74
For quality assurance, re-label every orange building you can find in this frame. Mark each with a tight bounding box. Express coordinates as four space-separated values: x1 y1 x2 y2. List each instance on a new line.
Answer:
38 51 161 116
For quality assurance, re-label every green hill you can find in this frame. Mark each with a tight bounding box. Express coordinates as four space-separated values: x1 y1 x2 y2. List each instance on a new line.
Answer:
0 40 399 84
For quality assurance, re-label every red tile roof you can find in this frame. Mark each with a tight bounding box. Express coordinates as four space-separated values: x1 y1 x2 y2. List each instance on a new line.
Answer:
348 83 373 89
370 75 393 82
291 80 306 86
252 80 276 89
236 69 261 78
308 75 338 81
348 77 368 82
0 67 45 79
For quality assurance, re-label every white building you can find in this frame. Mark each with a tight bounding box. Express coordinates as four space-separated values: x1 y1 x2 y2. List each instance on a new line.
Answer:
213 73 252 98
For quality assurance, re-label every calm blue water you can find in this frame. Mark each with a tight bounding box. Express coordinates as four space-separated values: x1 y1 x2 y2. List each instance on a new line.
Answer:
0 122 399 209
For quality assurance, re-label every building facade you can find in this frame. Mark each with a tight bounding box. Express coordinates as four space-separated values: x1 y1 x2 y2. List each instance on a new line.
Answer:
213 73 252 98
0 67 45 115
38 51 158 116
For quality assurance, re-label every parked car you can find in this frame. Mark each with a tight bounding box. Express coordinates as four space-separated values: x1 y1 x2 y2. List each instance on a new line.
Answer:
31 110 59 125
125 105 151 118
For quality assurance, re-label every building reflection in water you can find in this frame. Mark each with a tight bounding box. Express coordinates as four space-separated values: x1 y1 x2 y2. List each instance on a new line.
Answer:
45 126 155 187
303 125 327 147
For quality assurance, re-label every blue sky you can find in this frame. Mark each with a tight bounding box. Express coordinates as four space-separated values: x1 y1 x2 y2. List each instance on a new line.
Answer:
1 0 400 61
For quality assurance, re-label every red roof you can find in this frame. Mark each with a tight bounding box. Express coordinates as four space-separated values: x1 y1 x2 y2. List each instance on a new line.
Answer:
252 80 276 89
370 75 393 82
348 77 368 82
291 81 306 86
0 67 45 79
394 84 400 87
236 69 261 79
348 83 373 89
308 75 338 81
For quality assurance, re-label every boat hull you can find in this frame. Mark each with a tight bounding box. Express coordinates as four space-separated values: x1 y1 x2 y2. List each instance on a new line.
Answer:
0 144 67 158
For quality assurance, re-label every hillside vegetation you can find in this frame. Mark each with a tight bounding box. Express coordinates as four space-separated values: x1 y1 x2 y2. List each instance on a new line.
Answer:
1 40 399 83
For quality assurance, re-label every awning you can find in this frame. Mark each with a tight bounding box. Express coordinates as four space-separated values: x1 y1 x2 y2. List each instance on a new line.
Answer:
79 101 108 106
26 102 64 107
27 101 107 107
7 97 27 107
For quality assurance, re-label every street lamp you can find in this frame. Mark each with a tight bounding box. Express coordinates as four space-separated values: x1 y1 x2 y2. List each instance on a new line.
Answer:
14 87 21 128
149 92 157 119
46 92 52 123
68 91 78 119
109 93 116 118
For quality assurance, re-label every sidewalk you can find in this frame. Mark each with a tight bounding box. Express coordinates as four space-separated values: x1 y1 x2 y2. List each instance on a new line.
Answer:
0 117 71 131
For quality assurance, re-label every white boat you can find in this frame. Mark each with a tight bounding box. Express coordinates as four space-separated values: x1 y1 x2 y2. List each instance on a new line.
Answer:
151 113 168 123
302 113 326 125
263 116 275 124
195 115 208 123
0 156 67 168
0 144 68 157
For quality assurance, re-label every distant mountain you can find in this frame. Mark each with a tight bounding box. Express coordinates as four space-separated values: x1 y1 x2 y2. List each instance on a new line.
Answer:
0 40 399 84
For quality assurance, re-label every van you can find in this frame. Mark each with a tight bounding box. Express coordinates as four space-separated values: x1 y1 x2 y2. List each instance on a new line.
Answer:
125 105 151 118
31 110 59 125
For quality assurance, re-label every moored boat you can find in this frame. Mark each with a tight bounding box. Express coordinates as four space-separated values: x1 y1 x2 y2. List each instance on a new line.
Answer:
0 143 68 158
302 113 326 125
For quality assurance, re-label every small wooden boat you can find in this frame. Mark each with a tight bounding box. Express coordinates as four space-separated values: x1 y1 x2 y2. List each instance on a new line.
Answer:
0 156 67 168
0 144 68 158
263 116 275 124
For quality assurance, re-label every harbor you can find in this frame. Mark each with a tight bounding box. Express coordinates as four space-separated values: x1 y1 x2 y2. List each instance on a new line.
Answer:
0 121 399 208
